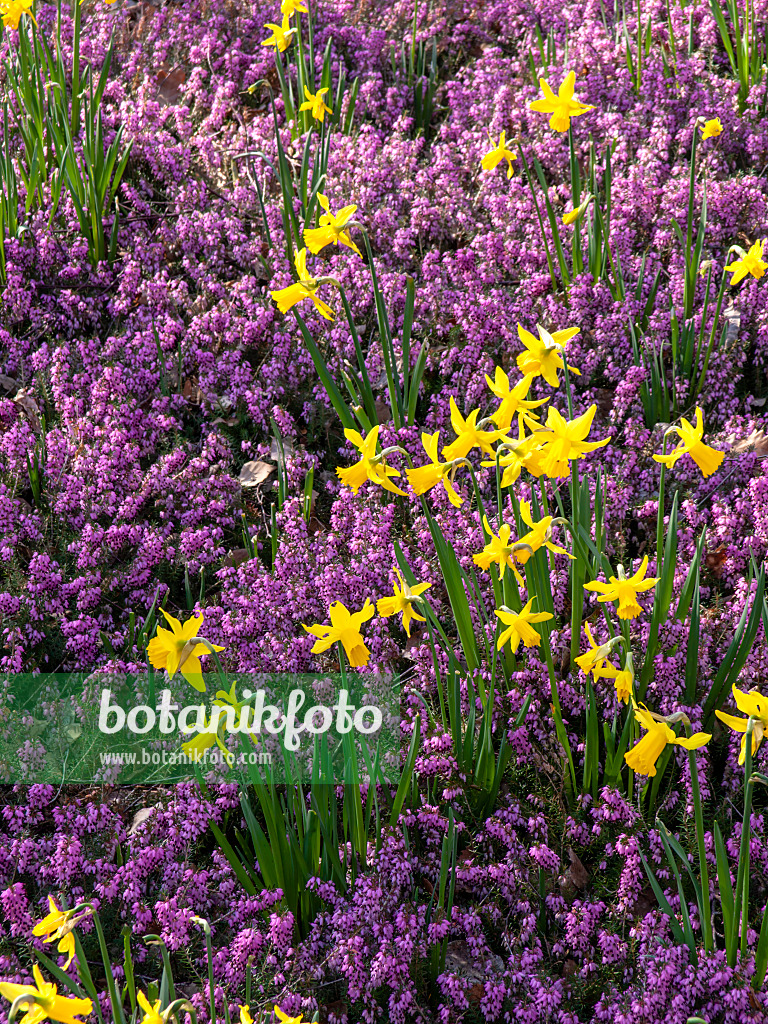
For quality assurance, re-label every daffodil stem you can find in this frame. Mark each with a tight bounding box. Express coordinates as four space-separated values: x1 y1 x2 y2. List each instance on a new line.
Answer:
424 615 448 729
194 918 217 1024
735 718 756 960
693 268 729 401
656 441 667 571
88 904 126 1024
685 726 713 953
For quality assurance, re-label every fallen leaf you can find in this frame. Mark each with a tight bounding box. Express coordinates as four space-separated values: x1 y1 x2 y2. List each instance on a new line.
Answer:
13 391 42 433
705 545 728 575
239 460 275 488
222 548 251 568
566 848 589 889
128 807 156 835
0 374 16 390
155 64 187 106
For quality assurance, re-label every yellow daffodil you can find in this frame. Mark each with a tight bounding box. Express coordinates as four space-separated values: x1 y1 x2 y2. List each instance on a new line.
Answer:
281 0 307 15
479 423 547 486
274 1007 304 1024
725 239 768 285
485 369 548 432
584 556 658 620
336 425 406 496
624 702 710 777
441 397 505 460
480 131 517 178
653 407 724 478
495 598 553 652
0 0 34 29
529 71 594 132
405 431 464 506
562 194 594 225
0 964 93 1024
304 194 362 256
147 609 224 692
31 899 82 970
612 668 633 704
574 623 620 680
137 992 164 1024
715 684 768 765
516 324 581 388
303 600 374 667
531 404 610 478
299 85 332 123
700 117 723 139
270 247 336 321
261 15 296 52
472 516 524 586
377 568 431 636
513 501 573 565
239 1007 254 1024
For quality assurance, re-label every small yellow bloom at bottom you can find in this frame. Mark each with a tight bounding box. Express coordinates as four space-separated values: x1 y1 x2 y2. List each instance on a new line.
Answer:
274 1007 305 1024
137 991 164 1024
239 1006 254 1024
0 964 93 1024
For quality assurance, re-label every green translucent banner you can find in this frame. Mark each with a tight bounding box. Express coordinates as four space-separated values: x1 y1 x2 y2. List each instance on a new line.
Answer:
0 672 401 784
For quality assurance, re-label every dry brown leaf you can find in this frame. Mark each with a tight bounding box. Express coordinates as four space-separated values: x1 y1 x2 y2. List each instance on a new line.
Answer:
239 460 275 488
128 807 156 835
13 390 42 433
155 64 187 106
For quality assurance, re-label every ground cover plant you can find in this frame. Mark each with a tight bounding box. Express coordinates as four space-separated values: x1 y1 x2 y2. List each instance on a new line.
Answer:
2 0 768 1021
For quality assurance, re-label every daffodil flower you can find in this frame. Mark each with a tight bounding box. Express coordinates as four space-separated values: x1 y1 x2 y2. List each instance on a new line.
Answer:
336 425 406 496
480 424 547 486
516 324 581 388
725 239 768 285
303 600 374 667
529 71 594 132
239 1007 254 1024
281 0 307 15
562 194 594 225
715 684 768 764
584 556 658 620
304 194 362 256
0 964 93 1024
480 131 517 178
441 397 505 460
513 501 573 565
495 598 553 652
700 117 723 140
377 568 431 636
0 0 35 29
530 404 610 479
653 407 724 478
31 899 89 970
473 516 525 586
274 1007 305 1024
261 15 296 52
485 369 548 432
270 247 336 321
137 992 164 1024
406 431 465 506
624 702 710 777
181 710 233 763
299 86 332 123
574 623 621 679
147 609 225 692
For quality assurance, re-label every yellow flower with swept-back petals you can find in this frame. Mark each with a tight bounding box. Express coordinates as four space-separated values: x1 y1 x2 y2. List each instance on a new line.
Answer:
495 598 553 652
406 431 465 507
303 600 374 667
0 965 93 1024
441 397 505 460
0 0 35 29
531 404 610 479
299 86 332 123
473 517 524 586
529 71 594 132
147 609 224 692
281 0 307 15
574 623 620 679
715 684 768 765
137 992 164 1024
700 117 723 140
274 1007 305 1024
304 194 361 255
480 423 547 486
725 239 768 285
270 247 335 321
31 899 83 970
261 15 296 52
513 501 573 565
516 324 581 388
485 369 548 433
624 702 710 777
653 407 724 478
336 425 406 496
480 131 517 178
584 556 658 620
377 568 431 637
